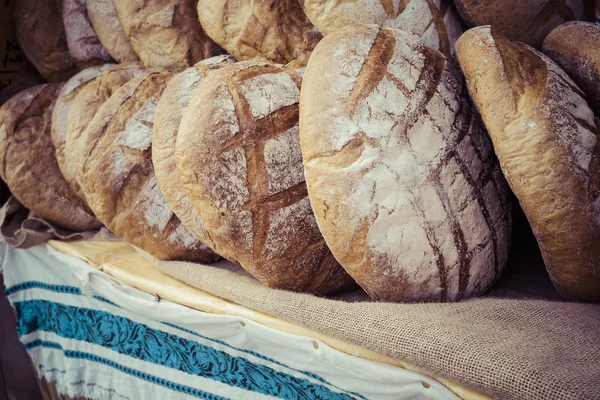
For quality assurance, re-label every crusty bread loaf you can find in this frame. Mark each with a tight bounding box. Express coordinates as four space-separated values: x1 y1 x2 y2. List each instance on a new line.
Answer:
300 25 512 302
14 0 78 82
0 84 100 231
543 22 600 116
113 0 221 71
87 0 140 63
452 0 584 48
62 0 113 68
66 62 146 200
153 55 235 249
51 64 113 202
301 0 464 58
198 0 321 63
177 61 356 294
456 26 600 302
79 71 218 262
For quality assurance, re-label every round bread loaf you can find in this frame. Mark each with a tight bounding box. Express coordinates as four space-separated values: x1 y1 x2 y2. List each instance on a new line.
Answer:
197 0 321 63
62 0 114 68
301 0 464 58
79 71 217 262
113 0 221 71
87 0 140 63
300 25 512 302
51 64 114 202
456 26 600 302
14 0 78 82
0 84 100 231
153 55 235 249
66 62 146 200
452 0 584 48
542 22 600 116
177 61 356 294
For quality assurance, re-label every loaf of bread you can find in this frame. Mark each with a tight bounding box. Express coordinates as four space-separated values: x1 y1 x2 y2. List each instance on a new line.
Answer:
543 22 600 116
452 0 584 48
113 0 221 71
0 84 100 231
153 55 235 248
177 61 356 294
62 0 113 68
66 62 146 200
456 26 600 302
197 0 321 63
51 64 113 202
301 0 464 58
14 0 78 82
87 0 140 63
300 25 512 302
79 71 218 262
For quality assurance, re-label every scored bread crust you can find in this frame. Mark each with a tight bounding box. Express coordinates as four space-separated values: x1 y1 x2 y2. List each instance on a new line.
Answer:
452 0 583 48
456 26 600 302
62 0 114 68
301 0 464 58
0 84 101 231
66 62 146 200
80 71 217 262
51 64 114 203
87 0 140 63
14 0 78 82
542 21 600 116
176 61 356 294
113 0 221 71
152 55 235 249
300 25 511 302
197 0 322 64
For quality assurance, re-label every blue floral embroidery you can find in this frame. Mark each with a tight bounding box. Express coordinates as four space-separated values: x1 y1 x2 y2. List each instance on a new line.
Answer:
15 300 356 400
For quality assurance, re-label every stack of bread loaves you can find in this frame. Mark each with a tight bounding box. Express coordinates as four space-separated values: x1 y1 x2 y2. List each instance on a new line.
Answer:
1 0 598 301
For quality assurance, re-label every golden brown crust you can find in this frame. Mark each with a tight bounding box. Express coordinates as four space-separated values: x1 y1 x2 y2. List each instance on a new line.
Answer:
177 61 356 294
0 84 101 231
542 21 600 116
456 26 600 302
198 0 322 63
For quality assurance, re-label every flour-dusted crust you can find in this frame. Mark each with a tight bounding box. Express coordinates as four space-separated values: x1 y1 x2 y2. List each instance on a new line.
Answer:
453 0 583 48
198 0 322 63
0 85 100 231
79 72 216 262
51 64 114 203
177 61 356 294
543 22 600 116
87 0 140 63
300 25 511 302
456 26 600 302
14 0 78 82
301 0 463 58
113 0 221 71
66 62 146 200
62 0 114 68
153 55 235 251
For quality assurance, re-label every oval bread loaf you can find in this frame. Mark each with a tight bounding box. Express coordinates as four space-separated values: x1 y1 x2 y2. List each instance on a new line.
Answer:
198 0 321 63
301 0 464 58
66 62 146 200
113 0 221 71
456 26 600 302
542 22 600 116
177 61 356 294
300 25 512 302
14 0 78 82
80 71 217 262
87 0 140 63
0 84 101 231
153 55 235 249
